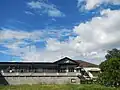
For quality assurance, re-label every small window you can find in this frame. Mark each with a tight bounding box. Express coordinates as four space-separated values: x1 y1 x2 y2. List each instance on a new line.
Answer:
66 60 69 63
71 78 76 83
69 68 74 72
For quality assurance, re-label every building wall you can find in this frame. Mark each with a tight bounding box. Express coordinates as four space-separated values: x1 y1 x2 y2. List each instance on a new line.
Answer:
0 76 80 85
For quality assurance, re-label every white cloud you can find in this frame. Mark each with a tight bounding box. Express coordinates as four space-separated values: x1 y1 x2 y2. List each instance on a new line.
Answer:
25 11 35 15
22 39 82 62
0 29 29 40
72 9 120 60
0 28 73 45
47 9 65 17
0 28 75 61
27 1 65 17
27 1 42 9
0 29 44 45
77 0 120 10
1 9 120 64
74 9 120 47
28 9 120 64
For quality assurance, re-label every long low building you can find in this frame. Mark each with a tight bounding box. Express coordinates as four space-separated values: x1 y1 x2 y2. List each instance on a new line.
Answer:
0 57 100 85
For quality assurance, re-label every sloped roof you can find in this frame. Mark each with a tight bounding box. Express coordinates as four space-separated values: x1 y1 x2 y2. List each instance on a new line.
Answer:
54 57 98 67
74 60 98 67
54 57 78 64
0 57 98 67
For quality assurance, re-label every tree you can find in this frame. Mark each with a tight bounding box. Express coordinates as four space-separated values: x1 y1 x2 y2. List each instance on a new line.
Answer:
105 48 120 60
98 48 120 87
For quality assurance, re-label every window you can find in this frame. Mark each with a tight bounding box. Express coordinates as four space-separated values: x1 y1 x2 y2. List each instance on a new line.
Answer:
71 78 76 83
65 60 69 63
68 68 74 72
59 69 66 73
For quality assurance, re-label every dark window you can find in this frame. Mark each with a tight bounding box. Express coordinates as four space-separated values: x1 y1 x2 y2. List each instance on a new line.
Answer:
59 68 66 73
69 68 74 72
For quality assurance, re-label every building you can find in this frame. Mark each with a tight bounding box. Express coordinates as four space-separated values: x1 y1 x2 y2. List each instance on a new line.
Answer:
0 57 100 85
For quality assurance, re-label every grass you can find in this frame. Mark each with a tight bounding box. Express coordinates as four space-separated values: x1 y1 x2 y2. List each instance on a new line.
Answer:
0 84 119 90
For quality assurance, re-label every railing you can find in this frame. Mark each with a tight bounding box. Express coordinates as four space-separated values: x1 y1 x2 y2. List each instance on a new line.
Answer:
1 72 81 77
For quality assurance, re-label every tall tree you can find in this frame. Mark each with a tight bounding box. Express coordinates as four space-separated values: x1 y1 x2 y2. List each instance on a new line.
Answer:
105 48 120 60
98 48 120 87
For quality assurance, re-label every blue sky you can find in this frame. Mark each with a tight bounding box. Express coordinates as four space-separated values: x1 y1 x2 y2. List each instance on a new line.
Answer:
0 0 120 64
0 0 98 30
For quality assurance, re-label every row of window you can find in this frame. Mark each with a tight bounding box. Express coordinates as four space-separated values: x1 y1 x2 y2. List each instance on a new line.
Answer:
1 68 78 73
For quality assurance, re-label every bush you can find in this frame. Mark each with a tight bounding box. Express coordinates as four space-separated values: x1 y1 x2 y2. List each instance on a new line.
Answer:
98 49 120 87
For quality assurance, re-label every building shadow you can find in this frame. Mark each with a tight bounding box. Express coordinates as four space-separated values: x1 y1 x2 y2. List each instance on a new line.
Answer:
0 73 9 85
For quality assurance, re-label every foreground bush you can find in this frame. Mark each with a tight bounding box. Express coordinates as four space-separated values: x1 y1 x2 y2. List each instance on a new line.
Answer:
0 84 119 90
98 49 120 87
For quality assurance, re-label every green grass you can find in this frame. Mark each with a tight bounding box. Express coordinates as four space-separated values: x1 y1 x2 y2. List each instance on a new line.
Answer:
0 84 119 90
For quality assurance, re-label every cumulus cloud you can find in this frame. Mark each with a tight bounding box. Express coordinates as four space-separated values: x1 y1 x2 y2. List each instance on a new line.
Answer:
72 9 120 61
74 9 120 49
0 28 75 61
27 1 65 17
0 28 72 45
22 38 82 62
1 9 120 64
36 9 120 64
0 29 44 47
0 29 43 58
77 0 120 10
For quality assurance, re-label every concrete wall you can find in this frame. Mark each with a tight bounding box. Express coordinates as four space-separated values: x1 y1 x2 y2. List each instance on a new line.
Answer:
0 76 80 85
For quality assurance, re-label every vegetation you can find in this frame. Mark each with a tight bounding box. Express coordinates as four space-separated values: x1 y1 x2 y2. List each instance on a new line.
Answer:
0 84 119 90
98 48 120 87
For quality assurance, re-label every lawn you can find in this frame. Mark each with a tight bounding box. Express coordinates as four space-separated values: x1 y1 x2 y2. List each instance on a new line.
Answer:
0 84 119 90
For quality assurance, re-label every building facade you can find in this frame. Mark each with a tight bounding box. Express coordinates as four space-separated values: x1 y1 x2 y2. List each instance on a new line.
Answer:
0 57 100 85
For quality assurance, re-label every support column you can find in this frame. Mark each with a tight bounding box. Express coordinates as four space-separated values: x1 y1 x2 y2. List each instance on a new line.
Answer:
66 67 68 73
66 67 68 75
74 69 76 72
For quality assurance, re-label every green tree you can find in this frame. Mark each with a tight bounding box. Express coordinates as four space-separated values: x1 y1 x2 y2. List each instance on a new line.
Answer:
105 48 120 60
98 48 120 87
